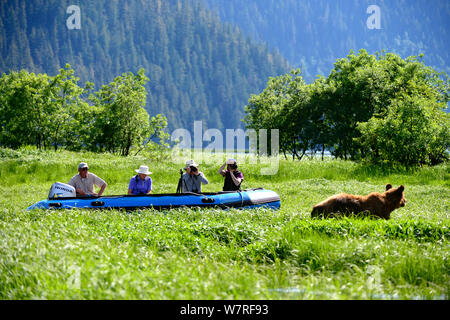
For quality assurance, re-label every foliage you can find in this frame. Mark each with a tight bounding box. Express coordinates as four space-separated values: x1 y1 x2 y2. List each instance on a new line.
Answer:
0 0 289 132
244 70 306 158
357 96 450 166
0 65 89 150
328 51 449 160
89 69 149 156
244 70 330 160
0 150 448 299
244 50 450 166
0 67 168 156
0 70 49 148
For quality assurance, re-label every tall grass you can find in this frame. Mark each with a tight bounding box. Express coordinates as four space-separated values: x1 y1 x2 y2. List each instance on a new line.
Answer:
0 147 448 299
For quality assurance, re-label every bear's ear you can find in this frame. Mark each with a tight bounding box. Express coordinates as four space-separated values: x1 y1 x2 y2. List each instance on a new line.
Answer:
397 185 405 193
385 184 392 191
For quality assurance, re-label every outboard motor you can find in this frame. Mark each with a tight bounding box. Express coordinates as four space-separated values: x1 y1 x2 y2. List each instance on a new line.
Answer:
48 182 76 199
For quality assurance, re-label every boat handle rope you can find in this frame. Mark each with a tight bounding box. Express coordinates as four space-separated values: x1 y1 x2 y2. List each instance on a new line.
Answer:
238 190 244 207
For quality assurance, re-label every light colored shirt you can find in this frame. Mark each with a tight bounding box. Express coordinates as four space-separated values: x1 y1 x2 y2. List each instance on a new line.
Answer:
68 172 106 195
181 172 208 193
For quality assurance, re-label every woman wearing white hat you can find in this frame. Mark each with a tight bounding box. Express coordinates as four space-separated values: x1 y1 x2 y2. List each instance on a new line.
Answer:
128 165 153 195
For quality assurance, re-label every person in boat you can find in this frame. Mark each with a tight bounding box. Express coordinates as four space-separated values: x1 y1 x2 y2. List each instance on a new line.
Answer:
218 159 244 191
128 165 152 195
68 162 107 197
181 160 209 193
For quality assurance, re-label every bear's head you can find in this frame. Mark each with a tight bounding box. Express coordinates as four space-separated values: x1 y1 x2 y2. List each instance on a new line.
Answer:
385 184 407 208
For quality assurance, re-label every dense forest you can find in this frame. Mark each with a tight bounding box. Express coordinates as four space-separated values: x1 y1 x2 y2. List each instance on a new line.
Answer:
0 0 289 131
204 0 450 83
1 0 449 137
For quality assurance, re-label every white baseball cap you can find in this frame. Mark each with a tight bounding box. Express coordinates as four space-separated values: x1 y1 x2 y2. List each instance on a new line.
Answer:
78 162 89 169
185 160 199 169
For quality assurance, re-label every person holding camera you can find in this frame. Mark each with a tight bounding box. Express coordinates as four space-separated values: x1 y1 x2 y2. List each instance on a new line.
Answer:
218 159 244 191
181 160 209 193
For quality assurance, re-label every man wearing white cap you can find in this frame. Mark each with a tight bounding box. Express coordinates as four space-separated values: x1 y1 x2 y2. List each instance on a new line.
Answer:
181 160 209 193
128 165 153 195
68 162 107 197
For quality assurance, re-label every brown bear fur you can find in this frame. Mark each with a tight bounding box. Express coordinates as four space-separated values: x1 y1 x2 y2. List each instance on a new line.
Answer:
311 184 407 220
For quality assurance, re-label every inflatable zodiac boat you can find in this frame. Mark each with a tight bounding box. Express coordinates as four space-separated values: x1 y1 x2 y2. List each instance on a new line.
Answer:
27 182 281 211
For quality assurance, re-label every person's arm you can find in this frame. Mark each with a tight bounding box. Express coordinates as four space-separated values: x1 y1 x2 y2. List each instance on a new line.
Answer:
198 172 209 185
97 183 107 197
230 172 242 186
68 176 86 195
218 163 227 176
76 189 86 195
92 174 107 197
146 178 152 194
128 177 135 195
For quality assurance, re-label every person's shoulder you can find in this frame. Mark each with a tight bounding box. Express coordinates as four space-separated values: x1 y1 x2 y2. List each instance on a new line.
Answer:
89 172 106 184
69 174 80 182
89 172 105 180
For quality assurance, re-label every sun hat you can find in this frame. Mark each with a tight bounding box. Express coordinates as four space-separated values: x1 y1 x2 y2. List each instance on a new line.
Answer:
184 159 199 169
226 159 237 165
135 165 152 175
78 162 89 169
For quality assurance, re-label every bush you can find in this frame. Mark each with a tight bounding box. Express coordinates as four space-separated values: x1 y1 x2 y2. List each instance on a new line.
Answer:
357 96 450 167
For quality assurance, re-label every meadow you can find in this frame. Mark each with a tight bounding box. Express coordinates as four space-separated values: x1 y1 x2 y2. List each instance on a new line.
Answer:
0 147 448 299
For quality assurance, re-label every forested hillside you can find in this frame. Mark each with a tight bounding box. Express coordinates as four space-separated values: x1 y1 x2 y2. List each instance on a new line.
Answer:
0 0 289 131
204 0 450 82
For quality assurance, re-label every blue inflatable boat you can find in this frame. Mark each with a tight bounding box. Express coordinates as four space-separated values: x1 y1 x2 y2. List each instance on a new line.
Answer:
27 188 281 211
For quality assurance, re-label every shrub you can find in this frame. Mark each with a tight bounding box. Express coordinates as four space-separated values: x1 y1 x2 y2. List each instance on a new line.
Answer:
357 96 450 167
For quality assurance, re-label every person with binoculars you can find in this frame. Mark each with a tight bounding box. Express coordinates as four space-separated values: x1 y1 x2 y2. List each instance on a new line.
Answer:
218 159 244 191
180 160 209 193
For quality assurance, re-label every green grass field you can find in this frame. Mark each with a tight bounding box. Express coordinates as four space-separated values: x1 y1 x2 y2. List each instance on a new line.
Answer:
0 147 449 299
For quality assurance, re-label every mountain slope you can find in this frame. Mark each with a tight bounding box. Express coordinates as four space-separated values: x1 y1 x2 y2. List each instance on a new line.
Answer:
0 0 289 131
204 0 450 82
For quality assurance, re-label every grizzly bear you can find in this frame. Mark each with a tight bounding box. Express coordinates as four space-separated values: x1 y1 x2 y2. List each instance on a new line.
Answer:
311 184 406 219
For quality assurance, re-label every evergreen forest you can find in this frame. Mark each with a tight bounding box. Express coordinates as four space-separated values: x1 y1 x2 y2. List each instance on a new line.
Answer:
205 0 450 83
0 0 289 131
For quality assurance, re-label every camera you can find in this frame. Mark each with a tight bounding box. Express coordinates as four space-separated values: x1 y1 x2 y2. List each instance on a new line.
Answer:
190 166 198 172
